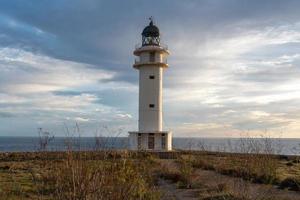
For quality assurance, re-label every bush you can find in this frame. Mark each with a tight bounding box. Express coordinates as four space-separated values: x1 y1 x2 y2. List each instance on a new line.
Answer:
192 157 215 171
34 152 161 200
279 177 300 191
177 156 194 188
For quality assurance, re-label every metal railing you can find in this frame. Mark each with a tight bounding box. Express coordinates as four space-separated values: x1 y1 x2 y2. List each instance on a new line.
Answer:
134 43 168 50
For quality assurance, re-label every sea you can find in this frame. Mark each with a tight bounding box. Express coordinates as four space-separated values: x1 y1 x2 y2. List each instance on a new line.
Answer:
0 137 299 156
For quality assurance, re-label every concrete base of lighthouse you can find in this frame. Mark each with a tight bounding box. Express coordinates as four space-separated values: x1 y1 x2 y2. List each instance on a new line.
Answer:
128 131 172 151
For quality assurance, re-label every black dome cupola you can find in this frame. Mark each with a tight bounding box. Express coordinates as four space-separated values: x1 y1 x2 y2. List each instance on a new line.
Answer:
142 17 160 46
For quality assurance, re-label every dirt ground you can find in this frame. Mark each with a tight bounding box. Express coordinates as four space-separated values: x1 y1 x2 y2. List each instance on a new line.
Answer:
158 160 300 200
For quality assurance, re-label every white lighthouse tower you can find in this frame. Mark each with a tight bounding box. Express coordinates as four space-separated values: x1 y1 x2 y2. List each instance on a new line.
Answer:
129 18 172 151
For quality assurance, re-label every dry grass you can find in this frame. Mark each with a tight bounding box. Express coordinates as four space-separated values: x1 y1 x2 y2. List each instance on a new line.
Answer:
0 151 161 200
1 151 300 200
189 152 300 191
157 158 293 200
184 137 300 191
1 136 300 200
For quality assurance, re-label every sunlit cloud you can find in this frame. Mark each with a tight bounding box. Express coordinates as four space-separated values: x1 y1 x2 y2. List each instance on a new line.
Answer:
0 48 115 94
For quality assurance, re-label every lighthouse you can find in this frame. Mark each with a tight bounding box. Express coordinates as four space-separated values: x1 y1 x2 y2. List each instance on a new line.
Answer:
129 18 172 151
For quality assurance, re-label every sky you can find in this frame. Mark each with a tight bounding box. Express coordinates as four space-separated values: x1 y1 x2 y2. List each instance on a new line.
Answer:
0 0 300 138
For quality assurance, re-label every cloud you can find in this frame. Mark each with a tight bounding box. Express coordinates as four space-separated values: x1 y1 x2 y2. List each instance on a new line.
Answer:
0 47 115 94
116 113 133 119
0 111 14 118
161 16 300 138
74 117 90 122
1 0 300 137
0 47 136 136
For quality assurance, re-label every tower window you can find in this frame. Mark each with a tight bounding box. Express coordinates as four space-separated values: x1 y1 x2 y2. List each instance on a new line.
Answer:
149 52 155 62
149 75 155 79
149 104 155 108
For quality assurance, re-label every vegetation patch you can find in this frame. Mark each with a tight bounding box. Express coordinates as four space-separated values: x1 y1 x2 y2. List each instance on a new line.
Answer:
279 177 300 191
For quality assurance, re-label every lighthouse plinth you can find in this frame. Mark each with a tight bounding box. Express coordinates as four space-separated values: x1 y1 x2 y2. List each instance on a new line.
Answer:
129 19 172 151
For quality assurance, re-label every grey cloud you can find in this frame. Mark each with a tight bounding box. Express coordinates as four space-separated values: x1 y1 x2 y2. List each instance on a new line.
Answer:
1 0 300 136
0 111 15 118
235 67 300 83
1 0 300 83
233 119 289 131
53 91 84 96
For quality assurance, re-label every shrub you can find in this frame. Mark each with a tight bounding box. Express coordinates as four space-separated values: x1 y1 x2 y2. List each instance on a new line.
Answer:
279 177 300 191
192 157 215 171
33 151 160 200
177 156 194 188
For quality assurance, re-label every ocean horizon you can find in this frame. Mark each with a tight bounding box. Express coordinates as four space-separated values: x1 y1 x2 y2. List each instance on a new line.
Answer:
0 136 299 156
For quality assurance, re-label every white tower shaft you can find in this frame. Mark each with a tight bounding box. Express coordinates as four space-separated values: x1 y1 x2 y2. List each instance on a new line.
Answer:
139 62 163 132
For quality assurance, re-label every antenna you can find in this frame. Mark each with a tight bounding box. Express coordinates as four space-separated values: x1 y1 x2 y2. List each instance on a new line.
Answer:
149 16 154 25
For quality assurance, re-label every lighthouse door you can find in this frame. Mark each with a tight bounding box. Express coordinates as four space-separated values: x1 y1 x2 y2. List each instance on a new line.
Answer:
148 133 155 149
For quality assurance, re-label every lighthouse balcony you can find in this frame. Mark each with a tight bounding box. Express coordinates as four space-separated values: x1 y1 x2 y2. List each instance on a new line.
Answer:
135 43 168 50
134 44 170 56
133 60 168 69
